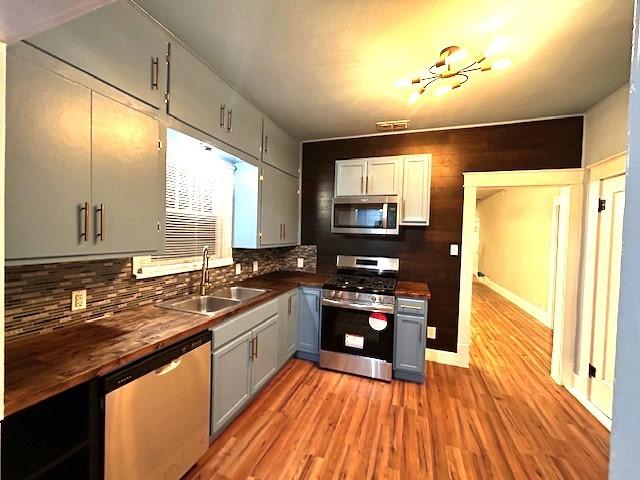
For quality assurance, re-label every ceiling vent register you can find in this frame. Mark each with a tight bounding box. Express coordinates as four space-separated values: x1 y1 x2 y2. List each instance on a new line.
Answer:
376 120 409 132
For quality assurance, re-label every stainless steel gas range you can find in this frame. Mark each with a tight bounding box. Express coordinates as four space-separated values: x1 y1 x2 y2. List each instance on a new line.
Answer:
320 255 399 381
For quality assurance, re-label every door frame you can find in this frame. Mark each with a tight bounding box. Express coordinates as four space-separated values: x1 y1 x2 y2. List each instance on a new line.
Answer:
458 168 584 386
575 152 626 404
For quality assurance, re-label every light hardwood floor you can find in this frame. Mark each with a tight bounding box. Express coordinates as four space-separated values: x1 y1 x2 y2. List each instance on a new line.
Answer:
186 282 609 479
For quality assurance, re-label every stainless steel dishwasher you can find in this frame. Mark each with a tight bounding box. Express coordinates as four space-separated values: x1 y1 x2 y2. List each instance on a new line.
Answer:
103 331 211 480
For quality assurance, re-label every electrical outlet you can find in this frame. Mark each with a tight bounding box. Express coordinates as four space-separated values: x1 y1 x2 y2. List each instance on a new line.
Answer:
71 289 87 311
235 263 242 275
297 257 304 268
427 326 437 339
252 261 259 272
450 244 459 256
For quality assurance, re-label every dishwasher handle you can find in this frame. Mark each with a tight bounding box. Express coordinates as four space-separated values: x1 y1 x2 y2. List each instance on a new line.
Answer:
155 358 182 376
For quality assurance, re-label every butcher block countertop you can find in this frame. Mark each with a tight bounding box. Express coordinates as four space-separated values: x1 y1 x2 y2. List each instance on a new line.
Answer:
5 270 431 416
4 271 330 416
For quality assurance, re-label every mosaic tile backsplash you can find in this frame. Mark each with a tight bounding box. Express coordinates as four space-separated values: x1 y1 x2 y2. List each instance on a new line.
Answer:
5 245 317 341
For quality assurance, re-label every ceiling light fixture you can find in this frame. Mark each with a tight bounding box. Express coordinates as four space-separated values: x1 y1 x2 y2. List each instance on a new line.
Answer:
396 37 510 104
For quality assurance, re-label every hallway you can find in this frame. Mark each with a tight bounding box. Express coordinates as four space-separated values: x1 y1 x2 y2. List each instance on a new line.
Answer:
187 283 610 479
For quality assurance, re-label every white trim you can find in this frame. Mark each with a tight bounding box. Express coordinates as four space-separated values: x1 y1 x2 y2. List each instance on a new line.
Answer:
479 277 551 328
566 373 612 430
132 256 234 279
303 114 584 143
587 151 628 181
464 168 584 187
425 344 469 368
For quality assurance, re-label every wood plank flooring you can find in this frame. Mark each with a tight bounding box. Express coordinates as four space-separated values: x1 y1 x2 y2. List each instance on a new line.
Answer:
186 283 609 479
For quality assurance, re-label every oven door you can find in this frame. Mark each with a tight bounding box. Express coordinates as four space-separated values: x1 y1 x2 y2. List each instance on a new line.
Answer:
321 301 394 362
331 196 398 235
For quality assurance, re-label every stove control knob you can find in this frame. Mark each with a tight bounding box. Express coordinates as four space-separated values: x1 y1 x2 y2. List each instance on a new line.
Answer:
370 295 378 303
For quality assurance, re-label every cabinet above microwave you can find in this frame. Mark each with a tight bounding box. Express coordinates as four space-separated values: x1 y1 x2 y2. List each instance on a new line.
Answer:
334 154 431 226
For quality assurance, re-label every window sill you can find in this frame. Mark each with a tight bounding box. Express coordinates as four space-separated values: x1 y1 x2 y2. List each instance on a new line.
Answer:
132 256 234 279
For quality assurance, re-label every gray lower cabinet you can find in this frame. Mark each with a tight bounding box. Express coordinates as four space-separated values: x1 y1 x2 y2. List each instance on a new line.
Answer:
298 288 321 359
277 289 299 368
250 315 279 392
28 1 169 109
6 54 93 260
6 52 165 263
260 164 299 246
393 298 428 383
211 330 253 434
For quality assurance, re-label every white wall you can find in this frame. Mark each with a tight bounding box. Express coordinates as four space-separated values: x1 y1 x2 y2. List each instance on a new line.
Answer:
610 1 639 476
477 186 559 316
583 84 629 166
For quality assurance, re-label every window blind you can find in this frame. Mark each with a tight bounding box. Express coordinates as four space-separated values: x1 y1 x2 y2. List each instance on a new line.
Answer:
133 130 235 278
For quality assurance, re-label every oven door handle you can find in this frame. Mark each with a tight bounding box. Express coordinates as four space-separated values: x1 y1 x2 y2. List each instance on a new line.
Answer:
322 298 394 314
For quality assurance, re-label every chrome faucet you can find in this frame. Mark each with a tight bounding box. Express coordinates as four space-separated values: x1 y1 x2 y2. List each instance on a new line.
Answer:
200 246 210 296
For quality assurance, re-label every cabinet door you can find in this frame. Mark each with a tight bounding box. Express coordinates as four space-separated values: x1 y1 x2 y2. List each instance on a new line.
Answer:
335 159 366 196
212 331 252 434
91 93 164 255
168 41 228 137
6 54 92 261
298 288 321 353
287 291 299 358
28 1 168 109
260 164 298 246
263 117 300 177
367 156 403 195
401 154 431 225
225 90 263 159
251 315 279 393
277 290 299 368
394 313 426 374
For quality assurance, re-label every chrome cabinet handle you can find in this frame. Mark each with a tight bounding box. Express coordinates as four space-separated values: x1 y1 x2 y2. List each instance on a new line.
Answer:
401 305 422 310
227 108 233 132
219 104 226 128
264 135 269 154
316 296 320 312
255 336 258 359
366 175 370 193
283 223 286 240
96 203 105 241
419 324 423 339
360 176 364 194
150 57 159 90
288 296 292 315
80 202 89 242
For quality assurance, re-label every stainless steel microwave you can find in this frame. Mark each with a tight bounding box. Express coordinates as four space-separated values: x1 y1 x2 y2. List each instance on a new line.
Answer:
331 196 399 235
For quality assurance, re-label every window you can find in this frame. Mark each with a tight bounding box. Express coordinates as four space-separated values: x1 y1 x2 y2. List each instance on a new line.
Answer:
133 129 235 278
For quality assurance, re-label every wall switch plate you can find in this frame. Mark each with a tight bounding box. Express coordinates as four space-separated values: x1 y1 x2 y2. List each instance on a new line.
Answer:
235 263 242 275
450 244 459 256
71 289 87 311
297 257 304 268
427 326 437 339
252 261 259 272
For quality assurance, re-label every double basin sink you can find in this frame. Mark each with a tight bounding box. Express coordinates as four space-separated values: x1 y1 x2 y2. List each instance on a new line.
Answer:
157 286 268 316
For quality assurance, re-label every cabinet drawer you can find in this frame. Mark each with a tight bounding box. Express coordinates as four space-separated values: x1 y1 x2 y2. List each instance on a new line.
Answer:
211 299 278 348
396 298 426 316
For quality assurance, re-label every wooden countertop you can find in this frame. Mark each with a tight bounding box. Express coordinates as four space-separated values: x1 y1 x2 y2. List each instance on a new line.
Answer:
395 281 432 299
4 271 330 416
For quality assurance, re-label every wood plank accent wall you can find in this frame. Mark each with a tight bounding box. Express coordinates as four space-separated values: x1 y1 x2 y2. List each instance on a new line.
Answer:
301 117 583 352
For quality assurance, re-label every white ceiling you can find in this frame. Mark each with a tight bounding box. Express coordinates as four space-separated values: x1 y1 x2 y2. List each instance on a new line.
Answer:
0 0 115 44
135 0 633 141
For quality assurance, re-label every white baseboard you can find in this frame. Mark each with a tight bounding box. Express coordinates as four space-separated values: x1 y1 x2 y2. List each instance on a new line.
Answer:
479 276 552 328
426 343 469 368
565 373 612 431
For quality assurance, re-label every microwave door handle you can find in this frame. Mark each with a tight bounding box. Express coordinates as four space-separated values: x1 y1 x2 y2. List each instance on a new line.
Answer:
382 203 389 229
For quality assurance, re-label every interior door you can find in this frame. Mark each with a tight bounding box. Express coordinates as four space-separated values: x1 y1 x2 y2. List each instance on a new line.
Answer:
91 93 165 255
590 174 626 418
366 157 402 195
6 54 92 261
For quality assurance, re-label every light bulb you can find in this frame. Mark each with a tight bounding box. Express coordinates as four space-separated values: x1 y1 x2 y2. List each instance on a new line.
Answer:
434 85 452 96
485 36 509 57
447 48 468 65
395 78 412 88
408 91 421 104
492 58 512 70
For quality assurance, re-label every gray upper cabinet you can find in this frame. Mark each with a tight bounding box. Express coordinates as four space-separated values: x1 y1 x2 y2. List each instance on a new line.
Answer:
263 117 300 177
278 289 299 368
393 297 428 382
260 164 299 247
28 1 168 109
298 288 321 354
225 90 263 160
6 54 93 260
250 315 279 393
91 93 165 254
167 41 227 138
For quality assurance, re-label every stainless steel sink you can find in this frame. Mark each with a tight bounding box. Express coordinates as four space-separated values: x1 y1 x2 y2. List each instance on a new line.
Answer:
208 286 268 302
157 295 240 316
